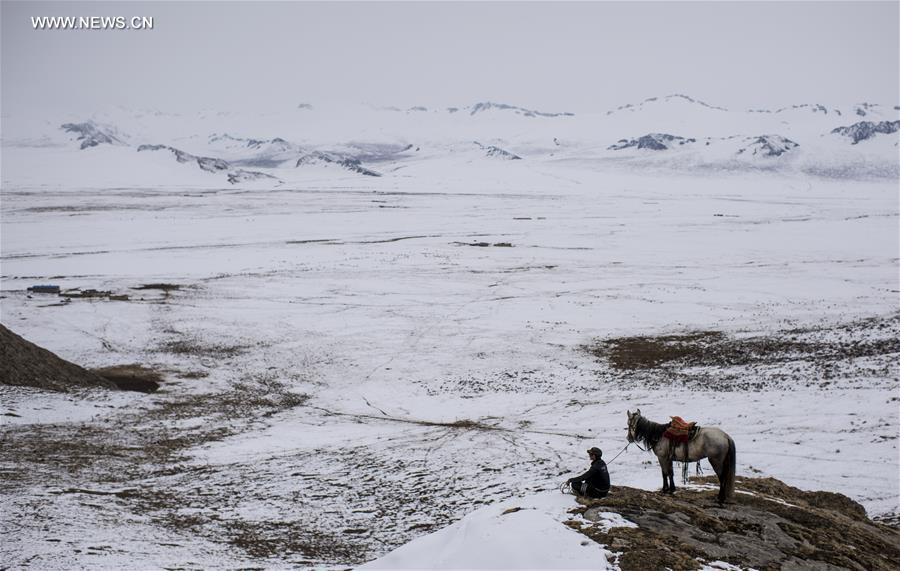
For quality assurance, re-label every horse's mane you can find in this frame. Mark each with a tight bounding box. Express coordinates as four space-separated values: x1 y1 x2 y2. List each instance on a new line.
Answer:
634 416 669 450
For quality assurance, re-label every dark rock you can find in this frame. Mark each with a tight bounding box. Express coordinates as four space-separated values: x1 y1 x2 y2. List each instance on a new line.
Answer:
138 144 230 172
737 135 799 157
295 152 381 177
473 141 521 160
609 133 695 151
60 121 123 150
831 120 900 144
227 170 278 184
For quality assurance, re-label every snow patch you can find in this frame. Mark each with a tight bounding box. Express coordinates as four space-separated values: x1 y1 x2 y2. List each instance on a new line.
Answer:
359 493 619 570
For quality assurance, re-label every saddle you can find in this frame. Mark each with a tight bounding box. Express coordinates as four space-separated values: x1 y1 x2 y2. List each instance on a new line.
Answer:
665 416 702 483
663 416 698 445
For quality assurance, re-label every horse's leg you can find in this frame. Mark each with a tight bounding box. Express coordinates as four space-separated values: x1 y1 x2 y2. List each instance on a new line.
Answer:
708 437 737 504
660 458 675 493
667 460 676 494
708 450 726 504
657 453 671 493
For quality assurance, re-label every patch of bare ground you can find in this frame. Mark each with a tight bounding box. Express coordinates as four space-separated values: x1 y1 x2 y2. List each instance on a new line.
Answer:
227 520 366 563
0 372 311 561
0 373 308 482
150 377 309 423
311 408 501 432
453 241 515 247
567 476 900 571
133 283 182 292
584 313 900 390
154 337 251 359
92 364 162 393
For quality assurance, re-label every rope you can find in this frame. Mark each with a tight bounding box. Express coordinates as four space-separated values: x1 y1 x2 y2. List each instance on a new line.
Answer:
605 442 632 464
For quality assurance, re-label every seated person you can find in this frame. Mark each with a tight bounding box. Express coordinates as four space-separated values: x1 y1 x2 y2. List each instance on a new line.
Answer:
568 446 610 498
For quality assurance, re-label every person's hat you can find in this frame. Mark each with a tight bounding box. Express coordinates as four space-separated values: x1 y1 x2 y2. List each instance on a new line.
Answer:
587 447 602 457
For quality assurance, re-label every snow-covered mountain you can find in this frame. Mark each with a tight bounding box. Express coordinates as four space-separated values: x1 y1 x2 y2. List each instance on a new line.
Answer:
2 95 898 188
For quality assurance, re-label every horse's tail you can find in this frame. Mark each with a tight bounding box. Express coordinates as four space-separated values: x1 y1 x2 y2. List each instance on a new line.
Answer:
722 435 736 501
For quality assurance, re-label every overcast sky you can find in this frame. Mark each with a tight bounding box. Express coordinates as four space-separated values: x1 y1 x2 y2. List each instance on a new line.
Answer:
2 1 898 116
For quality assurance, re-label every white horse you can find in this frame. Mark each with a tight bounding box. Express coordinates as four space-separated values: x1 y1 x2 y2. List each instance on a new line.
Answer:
626 409 736 504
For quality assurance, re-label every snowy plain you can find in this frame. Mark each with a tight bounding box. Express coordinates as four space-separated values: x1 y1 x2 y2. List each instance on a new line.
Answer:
1 98 898 569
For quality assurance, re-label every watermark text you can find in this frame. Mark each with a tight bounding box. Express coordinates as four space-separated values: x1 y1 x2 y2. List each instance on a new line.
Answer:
31 16 154 30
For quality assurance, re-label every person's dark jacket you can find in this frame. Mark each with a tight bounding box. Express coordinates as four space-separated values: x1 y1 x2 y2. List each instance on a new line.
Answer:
570 458 610 492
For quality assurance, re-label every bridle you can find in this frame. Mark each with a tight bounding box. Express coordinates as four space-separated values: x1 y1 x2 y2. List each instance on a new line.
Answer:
627 413 650 452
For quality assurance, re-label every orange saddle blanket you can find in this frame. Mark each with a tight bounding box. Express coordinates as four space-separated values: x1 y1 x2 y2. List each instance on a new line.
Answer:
663 416 696 444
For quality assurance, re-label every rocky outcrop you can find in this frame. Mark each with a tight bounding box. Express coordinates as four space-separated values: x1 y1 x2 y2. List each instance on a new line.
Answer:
831 120 900 144
208 133 294 152
60 121 124 149
138 144 229 172
227 169 279 184
568 476 900 571
853 102 880 117
748 103 837 115
295 152 381 177
138 144 276 184
474 141 521 160
609 133 697 151
737 135 799 157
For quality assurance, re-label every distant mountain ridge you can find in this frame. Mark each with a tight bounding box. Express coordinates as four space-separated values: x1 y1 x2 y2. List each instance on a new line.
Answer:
468 101 575 118
606 94 729 115
34 94 899 186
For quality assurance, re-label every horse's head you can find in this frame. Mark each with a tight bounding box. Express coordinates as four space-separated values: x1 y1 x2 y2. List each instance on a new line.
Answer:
626 408 641 443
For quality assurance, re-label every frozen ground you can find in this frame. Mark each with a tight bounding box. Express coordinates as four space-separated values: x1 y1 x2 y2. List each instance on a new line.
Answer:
1 161 898 568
